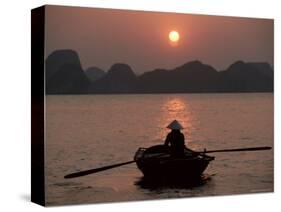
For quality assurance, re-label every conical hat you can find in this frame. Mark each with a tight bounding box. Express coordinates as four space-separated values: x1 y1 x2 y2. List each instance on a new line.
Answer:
167 120 184 130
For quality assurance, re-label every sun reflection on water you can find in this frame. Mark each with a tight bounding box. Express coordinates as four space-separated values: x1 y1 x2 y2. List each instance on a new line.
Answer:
156 97 194 141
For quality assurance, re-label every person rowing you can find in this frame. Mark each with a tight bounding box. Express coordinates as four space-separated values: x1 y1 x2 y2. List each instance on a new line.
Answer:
164 120 195 157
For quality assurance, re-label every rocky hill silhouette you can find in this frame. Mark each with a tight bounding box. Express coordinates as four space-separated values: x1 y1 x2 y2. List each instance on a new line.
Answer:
46 49 81 82
137 61 219 93
46 50 91 94
46 49 273 94
88 63 138 93
85 67 106 82
218 61 273 92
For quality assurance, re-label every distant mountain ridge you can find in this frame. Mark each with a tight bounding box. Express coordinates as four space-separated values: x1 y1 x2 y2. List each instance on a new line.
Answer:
46 49 273 94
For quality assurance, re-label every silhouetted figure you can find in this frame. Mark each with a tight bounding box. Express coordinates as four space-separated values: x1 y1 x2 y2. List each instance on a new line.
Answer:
164 120 185 157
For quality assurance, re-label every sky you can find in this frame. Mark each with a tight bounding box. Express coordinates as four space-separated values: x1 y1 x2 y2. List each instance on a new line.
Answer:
45 5 273 74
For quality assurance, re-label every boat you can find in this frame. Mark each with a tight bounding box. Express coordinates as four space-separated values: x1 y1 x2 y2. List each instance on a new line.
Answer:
134 145 215 181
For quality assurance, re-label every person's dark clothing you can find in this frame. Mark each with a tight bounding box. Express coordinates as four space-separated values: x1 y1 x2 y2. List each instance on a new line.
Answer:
164 130 185 157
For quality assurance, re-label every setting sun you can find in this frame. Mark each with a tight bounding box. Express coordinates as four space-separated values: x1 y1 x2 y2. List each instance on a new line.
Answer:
169 30 180 43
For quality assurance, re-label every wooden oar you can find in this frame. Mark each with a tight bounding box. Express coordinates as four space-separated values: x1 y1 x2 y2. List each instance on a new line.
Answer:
199 146 272 154
64 160 135 179
64 146 271 179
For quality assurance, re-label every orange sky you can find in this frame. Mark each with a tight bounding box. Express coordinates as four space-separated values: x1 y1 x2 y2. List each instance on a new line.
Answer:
45 5 273 73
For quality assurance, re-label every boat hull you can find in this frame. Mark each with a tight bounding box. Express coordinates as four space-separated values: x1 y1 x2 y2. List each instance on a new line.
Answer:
134 145 214 181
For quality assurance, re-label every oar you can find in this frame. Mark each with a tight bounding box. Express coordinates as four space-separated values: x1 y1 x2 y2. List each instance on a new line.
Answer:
64 160 135 179
199 146 272 154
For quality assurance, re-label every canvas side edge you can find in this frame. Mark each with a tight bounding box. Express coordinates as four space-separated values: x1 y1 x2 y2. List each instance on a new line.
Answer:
31 5 46 206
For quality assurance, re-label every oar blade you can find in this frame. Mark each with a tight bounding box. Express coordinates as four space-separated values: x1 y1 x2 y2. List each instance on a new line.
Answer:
64 169 96 179
64 160 135 179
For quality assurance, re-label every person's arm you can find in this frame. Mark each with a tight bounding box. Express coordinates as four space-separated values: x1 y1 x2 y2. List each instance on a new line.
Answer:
182 134 197 155
180 133 185 147
164 134 170 146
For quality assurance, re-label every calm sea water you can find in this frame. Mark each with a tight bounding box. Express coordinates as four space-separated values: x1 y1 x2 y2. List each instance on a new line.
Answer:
46 93 273 205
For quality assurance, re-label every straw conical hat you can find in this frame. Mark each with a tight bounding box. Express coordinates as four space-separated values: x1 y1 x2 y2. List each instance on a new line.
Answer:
167 120 184 130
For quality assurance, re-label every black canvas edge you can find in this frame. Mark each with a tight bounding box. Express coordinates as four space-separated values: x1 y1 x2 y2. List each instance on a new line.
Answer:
31 5 46 206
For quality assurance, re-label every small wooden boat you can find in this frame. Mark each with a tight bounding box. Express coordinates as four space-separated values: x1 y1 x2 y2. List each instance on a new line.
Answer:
64 145 270 180
134 145 215 181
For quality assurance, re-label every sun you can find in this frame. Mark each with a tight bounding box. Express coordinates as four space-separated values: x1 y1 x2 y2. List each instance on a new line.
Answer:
169 30 180 43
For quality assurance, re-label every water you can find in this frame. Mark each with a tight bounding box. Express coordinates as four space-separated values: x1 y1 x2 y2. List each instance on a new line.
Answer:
45 93 273 205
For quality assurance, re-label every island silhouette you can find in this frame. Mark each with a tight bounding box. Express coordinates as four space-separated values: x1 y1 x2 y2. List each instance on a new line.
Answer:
46 49 273 94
